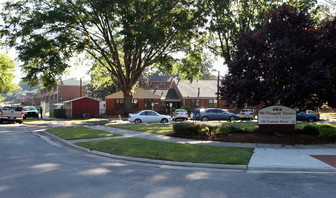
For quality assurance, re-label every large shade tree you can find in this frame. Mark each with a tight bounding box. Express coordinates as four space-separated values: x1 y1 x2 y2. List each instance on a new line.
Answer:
0 0 206 114
220 4 336 110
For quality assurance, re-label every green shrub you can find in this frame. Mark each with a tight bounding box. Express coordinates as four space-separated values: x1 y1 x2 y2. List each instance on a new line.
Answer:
319 126 336 138
218 125 231 135
218 124 243 135
173 122 201 135
298 125 319 135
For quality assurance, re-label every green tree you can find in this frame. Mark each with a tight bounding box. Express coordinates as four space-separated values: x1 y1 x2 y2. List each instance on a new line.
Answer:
0 0 206 114
220 5 334 109
207 0 319 66
0 53 18 94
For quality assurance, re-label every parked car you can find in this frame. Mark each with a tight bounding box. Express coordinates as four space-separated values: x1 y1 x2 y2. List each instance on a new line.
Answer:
128 110 173 124
193 108 240 122
0 106 24 123
296 111 319 122
239 109 254 120
306 110 320 119
173 108 188 121
23 106 39 119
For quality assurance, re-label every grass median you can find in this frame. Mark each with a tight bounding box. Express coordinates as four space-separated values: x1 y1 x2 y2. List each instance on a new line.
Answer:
46 126 121 140
75 138 254 165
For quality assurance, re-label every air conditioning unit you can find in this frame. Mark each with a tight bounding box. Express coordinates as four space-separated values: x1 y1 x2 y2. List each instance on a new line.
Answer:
83 113 90 118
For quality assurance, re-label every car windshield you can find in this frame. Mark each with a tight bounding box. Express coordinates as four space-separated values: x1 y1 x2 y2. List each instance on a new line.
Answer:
175 109 187 112
241 109 251 112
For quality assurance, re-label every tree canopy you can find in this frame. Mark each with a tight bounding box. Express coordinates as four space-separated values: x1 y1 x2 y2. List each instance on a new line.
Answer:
207 0 319 67
0 53 18 94
220 4 336 110
0 0 207 113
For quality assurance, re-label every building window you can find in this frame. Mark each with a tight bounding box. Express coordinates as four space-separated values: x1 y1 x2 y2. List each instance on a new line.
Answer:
191 99 200 107
160 82 166 88
144 99 153 109
115 99 124 109
208 99 217 108
132 99 138 109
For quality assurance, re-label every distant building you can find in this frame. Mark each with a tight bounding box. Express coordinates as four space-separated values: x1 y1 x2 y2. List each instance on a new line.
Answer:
18 89 40 106
40 78 87 104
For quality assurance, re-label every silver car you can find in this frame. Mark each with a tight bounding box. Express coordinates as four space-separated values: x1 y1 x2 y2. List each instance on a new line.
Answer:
193 108 240 122
173 108 189 121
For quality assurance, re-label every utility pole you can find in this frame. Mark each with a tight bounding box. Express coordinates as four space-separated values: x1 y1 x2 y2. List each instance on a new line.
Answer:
217 71 220 108
80 78 82 97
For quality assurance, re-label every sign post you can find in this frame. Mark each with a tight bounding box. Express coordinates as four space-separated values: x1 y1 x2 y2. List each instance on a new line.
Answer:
258 106 296 133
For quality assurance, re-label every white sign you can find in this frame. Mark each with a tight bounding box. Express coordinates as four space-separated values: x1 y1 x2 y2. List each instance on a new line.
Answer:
258 106 296 125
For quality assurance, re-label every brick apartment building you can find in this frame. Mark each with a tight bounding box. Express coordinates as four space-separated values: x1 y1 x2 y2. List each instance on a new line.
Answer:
105 76 228 116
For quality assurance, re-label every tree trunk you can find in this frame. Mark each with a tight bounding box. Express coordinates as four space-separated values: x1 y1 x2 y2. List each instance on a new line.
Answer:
123 89 132 116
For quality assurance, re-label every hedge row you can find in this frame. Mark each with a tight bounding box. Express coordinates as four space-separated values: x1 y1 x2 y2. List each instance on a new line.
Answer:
173 122 256 137
173 122 336 138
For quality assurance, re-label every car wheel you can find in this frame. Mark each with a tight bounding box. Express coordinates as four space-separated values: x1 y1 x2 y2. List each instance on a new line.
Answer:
134 119 142 124
307 117 315 122
229 116 236 122
201 117 209 122
161 118 168 123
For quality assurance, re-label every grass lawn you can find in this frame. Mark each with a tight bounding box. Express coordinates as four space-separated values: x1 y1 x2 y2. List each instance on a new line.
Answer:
46 126 122 140
76 138 254 165
108 123 174 135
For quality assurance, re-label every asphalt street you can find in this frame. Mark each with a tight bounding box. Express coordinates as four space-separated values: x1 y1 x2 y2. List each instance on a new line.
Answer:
1 124 336 198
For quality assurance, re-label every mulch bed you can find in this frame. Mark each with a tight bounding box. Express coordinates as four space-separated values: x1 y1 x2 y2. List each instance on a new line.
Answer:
167 133 336 145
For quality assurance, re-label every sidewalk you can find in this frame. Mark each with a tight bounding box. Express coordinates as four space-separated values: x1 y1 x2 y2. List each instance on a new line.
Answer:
35 123 336 173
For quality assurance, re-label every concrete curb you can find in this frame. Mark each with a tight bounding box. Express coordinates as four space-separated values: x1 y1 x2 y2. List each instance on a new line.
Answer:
33 130 247 171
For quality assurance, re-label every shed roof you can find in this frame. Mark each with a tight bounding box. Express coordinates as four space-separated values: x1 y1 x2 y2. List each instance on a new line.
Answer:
63 96 101 104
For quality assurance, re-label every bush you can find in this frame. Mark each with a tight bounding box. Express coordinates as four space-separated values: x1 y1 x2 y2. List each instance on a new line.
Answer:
218 125 231 135
296 125 319 135
319 126 336 138
173 122 201 136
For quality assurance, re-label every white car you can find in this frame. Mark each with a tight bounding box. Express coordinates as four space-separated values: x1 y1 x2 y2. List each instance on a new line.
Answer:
128 110 172 124
239 109 254 120
173 108 188 121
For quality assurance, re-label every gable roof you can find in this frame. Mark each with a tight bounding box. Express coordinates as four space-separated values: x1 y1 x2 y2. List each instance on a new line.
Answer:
175 79 218 98
105 88 161 99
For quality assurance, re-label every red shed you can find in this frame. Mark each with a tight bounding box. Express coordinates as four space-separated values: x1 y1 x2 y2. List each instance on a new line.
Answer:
63 96 101 118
